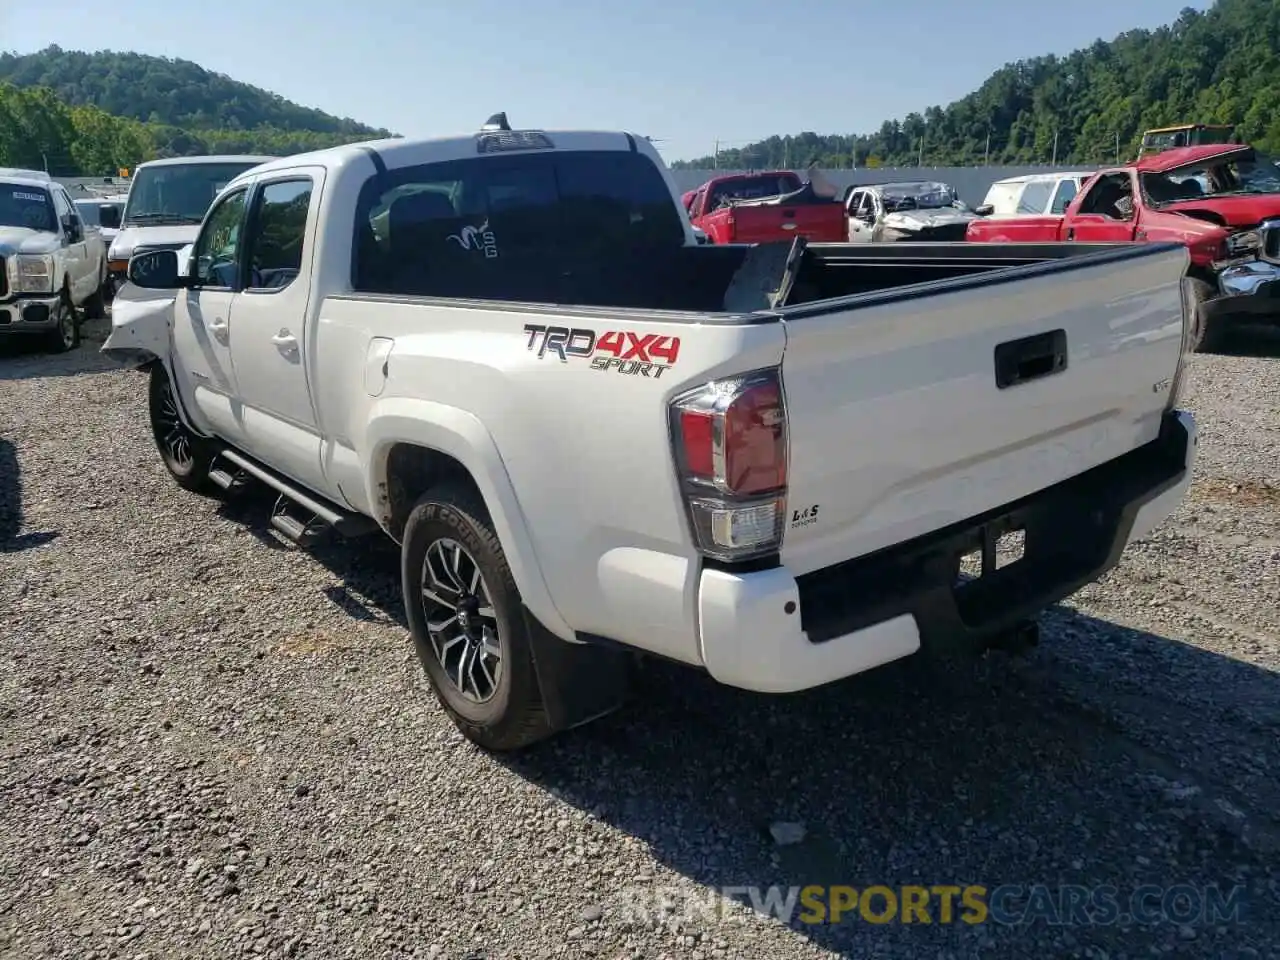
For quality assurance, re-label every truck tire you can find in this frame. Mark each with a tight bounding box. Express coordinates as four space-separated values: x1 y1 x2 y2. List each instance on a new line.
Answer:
1185 276 1227 354
147 364 219 494
44 291 80 354
401 486 554 752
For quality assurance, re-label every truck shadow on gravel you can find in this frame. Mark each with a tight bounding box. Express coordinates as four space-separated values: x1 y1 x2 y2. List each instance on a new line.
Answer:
1224 323 1280 357
217 491 1279 958
0 318 119 380
0 438 60 551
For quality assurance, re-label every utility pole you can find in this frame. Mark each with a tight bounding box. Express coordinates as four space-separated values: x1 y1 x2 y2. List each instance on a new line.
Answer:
713 139 719 170
784 137 790 170
1115 131 1120 163
918 137 924 167
984 129 991 165
1052 130 1059 166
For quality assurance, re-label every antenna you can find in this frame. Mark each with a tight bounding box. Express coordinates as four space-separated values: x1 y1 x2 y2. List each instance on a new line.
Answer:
482 112 512 132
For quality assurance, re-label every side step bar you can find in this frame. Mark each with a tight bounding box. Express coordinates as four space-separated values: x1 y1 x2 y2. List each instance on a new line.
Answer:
208 463 251 494
213 448 381 543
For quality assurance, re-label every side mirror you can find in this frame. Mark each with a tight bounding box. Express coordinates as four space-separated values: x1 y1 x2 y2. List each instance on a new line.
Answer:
127 249 183 289
99 206 121 230
62 216 81 241
974 203 994 217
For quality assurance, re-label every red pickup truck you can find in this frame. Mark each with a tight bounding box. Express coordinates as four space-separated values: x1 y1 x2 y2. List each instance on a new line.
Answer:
966 143 1280 352
686 171 846 245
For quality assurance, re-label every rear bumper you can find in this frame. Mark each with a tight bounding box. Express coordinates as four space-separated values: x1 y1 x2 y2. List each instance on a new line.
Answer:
697 410 1197 693
0 295 62 333
1205 259 1280 319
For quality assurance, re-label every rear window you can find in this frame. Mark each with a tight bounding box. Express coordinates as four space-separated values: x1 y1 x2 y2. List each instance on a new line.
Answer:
75 200 105 226
352 150 686 296
706 175 799 210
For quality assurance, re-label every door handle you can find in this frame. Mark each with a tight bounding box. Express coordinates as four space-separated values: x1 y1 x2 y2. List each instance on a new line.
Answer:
1065 228 1075 240
271 330 299 357
208 317 229 345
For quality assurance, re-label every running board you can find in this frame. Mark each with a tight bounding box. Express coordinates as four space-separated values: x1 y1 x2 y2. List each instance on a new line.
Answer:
215 448 380 539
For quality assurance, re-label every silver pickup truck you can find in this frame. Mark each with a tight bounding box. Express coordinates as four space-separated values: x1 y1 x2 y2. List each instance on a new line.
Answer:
1 169 109 352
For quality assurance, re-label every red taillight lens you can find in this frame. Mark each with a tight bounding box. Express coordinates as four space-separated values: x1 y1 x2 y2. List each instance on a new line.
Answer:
670 368 788 562
679 410 716 479
723 380 786 494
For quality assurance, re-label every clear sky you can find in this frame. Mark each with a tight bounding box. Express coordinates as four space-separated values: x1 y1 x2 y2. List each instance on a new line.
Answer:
0 0 1212 163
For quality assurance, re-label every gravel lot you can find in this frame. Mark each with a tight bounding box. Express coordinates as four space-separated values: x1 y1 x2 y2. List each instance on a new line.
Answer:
1 316 1278 960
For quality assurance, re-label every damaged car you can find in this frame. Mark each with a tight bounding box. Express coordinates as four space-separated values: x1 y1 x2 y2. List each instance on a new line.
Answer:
843 180 978 242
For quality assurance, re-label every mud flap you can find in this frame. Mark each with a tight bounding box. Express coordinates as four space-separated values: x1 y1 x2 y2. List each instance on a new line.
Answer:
722 236 808 312
521 607 631 732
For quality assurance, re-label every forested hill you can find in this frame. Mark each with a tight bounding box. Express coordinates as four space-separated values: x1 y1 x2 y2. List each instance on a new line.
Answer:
0 46 389 137
0 47 395 173
673 0 1280 169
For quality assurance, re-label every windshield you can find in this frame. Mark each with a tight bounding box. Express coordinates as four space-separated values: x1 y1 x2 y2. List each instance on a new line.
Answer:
74 200 101 226
1141 150 1280 203
123 161 264 225
879 181 964 212
75 199 120 227
1143 127 1235 152
0 183 55 232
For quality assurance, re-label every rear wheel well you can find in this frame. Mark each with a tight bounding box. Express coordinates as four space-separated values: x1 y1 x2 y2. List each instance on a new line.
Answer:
384 443 486 541
1187 264 1218 286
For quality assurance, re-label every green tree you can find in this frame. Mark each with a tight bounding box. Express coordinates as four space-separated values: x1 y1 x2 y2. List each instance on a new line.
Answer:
670 0 1280 169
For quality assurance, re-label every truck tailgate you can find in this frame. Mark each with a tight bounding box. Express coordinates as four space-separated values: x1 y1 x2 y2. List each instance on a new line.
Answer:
730 203 845 244
777 243 1188 577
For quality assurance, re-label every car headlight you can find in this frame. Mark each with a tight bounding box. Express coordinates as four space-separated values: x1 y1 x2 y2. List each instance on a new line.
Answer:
14 254 55 294
1225 229 1260 257
107 244 131 273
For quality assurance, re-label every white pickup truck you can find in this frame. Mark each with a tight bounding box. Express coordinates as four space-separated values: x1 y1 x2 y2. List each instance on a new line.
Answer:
105 116 1199 752
1 169 109 351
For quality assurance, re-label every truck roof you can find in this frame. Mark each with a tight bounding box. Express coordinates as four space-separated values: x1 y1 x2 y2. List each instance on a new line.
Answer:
990 171 1095 186
0 174 52 190
133 154 278 170
232 130 651 184
1134 143 1251 173
0 167 52 187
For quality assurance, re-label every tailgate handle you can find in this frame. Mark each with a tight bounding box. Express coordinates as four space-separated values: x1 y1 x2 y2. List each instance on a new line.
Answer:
994 329 1067 389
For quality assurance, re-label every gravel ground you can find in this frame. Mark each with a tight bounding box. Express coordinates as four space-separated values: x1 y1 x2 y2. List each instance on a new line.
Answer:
1 316 1278 960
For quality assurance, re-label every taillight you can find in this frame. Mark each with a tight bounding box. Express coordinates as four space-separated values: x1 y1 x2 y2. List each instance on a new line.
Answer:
1169 278 1197 411
669 368 788 562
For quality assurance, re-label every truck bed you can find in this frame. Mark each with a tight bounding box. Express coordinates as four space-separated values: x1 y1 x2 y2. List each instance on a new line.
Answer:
365 238 1180 316
318 236 1189 676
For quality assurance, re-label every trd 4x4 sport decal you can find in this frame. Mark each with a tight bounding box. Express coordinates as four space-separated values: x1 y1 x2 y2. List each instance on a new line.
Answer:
522 324 681 379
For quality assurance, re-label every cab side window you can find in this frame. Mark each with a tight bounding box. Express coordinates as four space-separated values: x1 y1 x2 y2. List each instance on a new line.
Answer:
1049 178 1078 214
1077 173 1134 219
192 188 249 289
244 179 313 292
